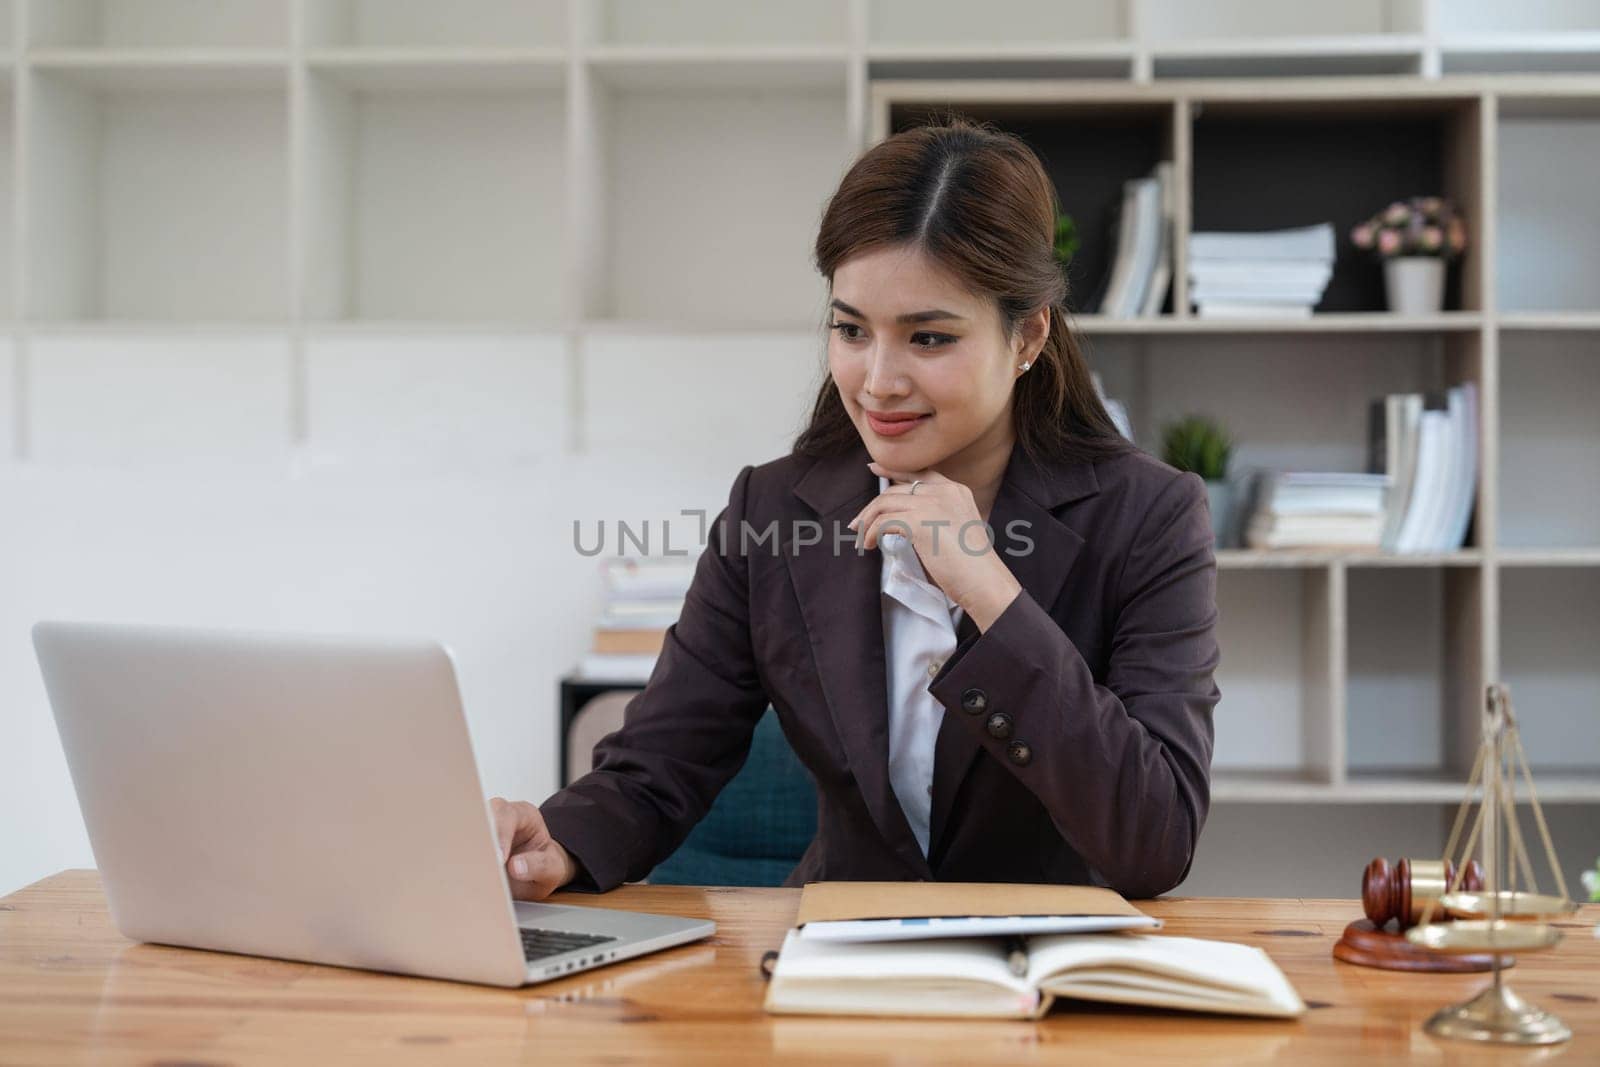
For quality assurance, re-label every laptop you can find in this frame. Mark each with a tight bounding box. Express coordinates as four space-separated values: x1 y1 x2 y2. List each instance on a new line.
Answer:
31 619 714 988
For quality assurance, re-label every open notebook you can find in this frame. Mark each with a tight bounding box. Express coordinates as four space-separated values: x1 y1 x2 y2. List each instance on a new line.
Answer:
763 882 1305 1020
764 928 1306 1019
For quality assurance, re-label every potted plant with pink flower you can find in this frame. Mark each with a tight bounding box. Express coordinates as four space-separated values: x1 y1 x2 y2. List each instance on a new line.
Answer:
1350 197 1468 314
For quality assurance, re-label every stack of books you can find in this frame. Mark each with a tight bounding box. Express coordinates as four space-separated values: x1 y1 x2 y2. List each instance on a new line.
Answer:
1241 381 1479 554
578 555 698 682
1245 471 1391 550
1094 161 1175 319
1187 223 1334 319
1092 371 1133 441
1369 383 1479 553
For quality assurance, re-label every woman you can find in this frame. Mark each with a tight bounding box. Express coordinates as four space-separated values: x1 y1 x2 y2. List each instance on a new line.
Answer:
493 119 1220 900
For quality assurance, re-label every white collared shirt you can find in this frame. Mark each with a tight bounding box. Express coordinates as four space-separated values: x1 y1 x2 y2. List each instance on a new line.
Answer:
877 476 967 857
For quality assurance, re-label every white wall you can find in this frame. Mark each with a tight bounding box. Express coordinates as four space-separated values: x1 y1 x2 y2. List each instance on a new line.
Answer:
0 329 828 896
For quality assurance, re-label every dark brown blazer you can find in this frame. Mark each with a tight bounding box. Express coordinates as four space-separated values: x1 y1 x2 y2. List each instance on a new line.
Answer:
541 436 1220 898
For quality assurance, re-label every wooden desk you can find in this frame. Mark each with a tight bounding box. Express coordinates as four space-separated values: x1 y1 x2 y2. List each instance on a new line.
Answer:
2 871 1596 1064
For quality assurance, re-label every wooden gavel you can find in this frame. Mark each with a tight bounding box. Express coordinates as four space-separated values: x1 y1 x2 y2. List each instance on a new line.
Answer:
1362 857 1485 930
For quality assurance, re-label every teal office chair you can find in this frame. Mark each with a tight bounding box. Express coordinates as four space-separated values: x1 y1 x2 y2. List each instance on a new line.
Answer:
648 707 818 887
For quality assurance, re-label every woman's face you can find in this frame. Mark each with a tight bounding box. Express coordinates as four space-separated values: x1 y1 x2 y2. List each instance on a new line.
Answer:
826 243 1045 472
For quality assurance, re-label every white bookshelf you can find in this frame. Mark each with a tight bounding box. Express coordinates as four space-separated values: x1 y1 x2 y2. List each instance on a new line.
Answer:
870 61 1600 826
27 65 289 322
867 0 1127 48
2 0 1598 888
1497 330 1600 548
598 0 851 48
30 1 290 50
302 1 566 50
300 64 566 323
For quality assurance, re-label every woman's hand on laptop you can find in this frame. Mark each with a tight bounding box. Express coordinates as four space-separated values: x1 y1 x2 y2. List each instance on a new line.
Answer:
490 797 578 899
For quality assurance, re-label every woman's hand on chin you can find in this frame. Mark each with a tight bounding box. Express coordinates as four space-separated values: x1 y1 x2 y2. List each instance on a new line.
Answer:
851 461 1022 631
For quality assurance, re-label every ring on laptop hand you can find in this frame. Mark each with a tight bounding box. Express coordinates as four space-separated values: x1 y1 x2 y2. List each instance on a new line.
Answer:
909 480 921 495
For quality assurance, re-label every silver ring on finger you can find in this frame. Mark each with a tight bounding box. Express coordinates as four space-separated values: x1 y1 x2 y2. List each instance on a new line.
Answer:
909 480 922 496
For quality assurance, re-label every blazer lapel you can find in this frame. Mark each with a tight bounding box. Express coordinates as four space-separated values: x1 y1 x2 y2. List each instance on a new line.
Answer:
785 436 1101 877
786 441 931 877
926 442 1097 866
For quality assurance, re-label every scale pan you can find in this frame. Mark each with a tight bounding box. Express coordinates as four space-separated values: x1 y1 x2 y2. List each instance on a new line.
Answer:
1407 920 1562 954
1439 891 1577 921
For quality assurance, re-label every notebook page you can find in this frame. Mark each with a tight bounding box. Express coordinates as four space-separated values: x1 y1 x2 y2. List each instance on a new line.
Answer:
1023 934 1305 1016
769 929 1033 997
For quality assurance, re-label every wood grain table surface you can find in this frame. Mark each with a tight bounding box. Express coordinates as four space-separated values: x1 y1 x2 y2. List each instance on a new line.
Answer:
2 870 1596 1065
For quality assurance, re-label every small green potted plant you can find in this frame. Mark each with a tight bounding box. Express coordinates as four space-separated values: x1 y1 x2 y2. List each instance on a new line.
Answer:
1350 196 1468 315
1162 415 1235 547
1053 213 1080 269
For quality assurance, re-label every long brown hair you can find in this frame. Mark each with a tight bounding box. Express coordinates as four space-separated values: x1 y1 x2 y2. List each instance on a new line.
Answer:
794 115 1131 466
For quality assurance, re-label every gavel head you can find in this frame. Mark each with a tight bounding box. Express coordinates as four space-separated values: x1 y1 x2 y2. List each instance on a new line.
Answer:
1362 857 1486 930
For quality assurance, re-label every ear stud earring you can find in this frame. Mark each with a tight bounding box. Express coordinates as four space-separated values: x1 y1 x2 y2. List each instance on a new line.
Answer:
1018 361 1031 371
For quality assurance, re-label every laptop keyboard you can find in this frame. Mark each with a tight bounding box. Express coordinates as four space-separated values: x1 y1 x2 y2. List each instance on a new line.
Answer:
519 927 619 962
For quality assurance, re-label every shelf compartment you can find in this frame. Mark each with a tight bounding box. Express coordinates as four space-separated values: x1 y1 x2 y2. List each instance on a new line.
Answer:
1182 803 1465 897
1192 801 1600 901
27 51 289 90
1436 0 1600 36
591 84 847 326
1191 95 1484 313
587 49 849 91
1213 771 1600 804
1138 1 1426 78
595 0 848 48
1498 548 1600 567
578 332 823 459
1500 310 1600 331
1496 96 1600 313
1497 330 1600 549
888 99 1176 317
27 0 288 49
1210 770 1353 802
301 70 565 323
27 71 288 321
0 78 12 320
1071 311 1483 335
0 338 13 455
867 0 1125 49
1216 550 1483 569
1501 567 1600 778
1085 332 1479 487
867 47 1135 83
1346 565 1484 780
1141 0 1425 41
1151 36 1426 80
301 0 566 50
1209 567 1340 785
1443 33 1600 75
26 332 291 465
305 49 565 91
303 332 568 467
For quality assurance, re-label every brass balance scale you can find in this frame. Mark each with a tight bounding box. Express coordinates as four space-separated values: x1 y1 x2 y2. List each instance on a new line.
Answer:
1405 683 1580 1045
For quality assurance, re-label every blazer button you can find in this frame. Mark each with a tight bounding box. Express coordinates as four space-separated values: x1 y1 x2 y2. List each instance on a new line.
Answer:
985 712 1013 740
1007 740 1033 766
960 687 988 715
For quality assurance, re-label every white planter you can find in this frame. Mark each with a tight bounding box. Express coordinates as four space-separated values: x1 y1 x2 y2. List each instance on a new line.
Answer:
1384 256 1446 314
1205 479 1234 548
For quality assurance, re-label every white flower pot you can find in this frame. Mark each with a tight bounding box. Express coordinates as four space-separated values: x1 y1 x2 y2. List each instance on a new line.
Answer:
1384 256 1446 315
1205 479 1234 548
